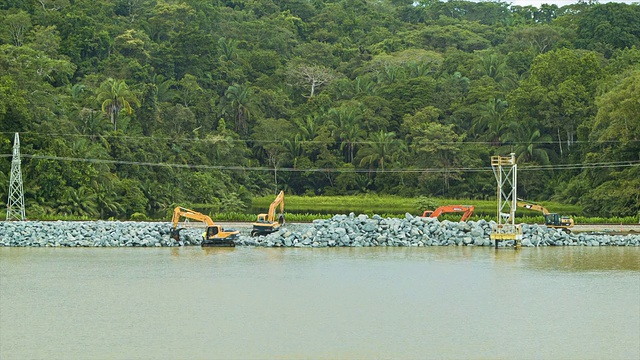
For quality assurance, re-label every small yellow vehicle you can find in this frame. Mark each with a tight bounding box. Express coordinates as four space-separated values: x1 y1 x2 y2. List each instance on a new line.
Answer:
516 200 575 231
251 191 285 237
170 206 239 247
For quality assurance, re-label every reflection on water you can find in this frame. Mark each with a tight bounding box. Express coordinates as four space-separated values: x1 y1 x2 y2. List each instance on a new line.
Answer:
1 246 638 360
523 247 640 272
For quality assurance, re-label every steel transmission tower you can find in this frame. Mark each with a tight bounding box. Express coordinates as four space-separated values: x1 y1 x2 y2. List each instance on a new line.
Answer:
6 133 25 221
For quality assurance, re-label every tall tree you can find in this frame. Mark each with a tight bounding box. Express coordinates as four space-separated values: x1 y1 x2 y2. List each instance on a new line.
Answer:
406 115 466 194
0 10 31 46
471 97 508 143
508 49 602 156
222 83 256 135
287 63 338 98
357 130 403 172
500 122 554 165
96 78 140 131
329 106 365 163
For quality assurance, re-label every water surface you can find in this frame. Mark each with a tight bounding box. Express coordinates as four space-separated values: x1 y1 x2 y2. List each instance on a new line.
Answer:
1 246 638 359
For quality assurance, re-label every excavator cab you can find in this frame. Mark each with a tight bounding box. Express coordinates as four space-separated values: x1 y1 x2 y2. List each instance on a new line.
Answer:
207 227 218 236
545 213 561 226
545 213 574 228
202 225 238 247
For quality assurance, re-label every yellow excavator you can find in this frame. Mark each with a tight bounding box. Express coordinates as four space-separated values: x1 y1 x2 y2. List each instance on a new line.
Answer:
170 206 239 247
251 191 285 237
516 200 575 230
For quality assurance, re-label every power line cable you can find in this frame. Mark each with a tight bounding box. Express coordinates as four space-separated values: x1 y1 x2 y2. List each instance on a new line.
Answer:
2 153 638 174
1 131 638 146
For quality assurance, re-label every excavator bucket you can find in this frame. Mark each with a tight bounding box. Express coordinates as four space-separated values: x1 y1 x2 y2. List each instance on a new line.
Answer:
170 228 183 242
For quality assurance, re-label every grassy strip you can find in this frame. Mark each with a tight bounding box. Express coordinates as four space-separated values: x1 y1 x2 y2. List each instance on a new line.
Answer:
2 197 636 224
251 194 584 217
160 211 640 225
216 213 638 225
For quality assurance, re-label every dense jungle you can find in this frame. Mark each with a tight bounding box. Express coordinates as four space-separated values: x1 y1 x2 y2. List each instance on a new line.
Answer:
0 0 638 220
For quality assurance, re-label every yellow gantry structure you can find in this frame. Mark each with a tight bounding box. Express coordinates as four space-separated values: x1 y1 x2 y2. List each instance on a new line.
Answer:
490 153 523 248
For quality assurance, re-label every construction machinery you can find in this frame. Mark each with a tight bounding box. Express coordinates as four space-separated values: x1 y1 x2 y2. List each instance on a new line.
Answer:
516 200 575 230
251 191 285 236
170 206 239 247
422 205 475 221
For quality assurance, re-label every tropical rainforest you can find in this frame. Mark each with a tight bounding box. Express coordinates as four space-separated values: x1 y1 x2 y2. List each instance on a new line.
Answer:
0 0 638 220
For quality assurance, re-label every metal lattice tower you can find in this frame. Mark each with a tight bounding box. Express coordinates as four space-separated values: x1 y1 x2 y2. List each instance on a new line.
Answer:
6 133 25 221
490 153 522 247
491 153 517 226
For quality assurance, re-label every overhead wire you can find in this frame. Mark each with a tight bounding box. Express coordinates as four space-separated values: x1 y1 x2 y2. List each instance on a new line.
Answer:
1 131 638 146
1 153 638 174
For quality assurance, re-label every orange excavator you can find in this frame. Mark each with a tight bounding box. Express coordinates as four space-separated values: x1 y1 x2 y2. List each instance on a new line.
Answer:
170 206 239 247
251 191 285 236
422 205 475 221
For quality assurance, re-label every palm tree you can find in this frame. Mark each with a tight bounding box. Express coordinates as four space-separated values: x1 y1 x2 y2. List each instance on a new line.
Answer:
149 74 176 123
358 130 400 172
140 180 171 217
94 184 124 219
222 84 255 134
352 76 377 96
328 107 365 163
407 61 434 78
500 122 554 164
354 175 373 194
378 65 405 84
474 53 516 90
218 37 238 62
79 108 111 142
283 134 303 168
56 186 99 217
71 84 86 100
292 113 334 162
96 78 140 131
471 97 508 143
295 114 322 140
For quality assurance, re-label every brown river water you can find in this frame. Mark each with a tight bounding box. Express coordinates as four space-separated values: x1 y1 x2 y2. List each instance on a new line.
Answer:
1 246 638 359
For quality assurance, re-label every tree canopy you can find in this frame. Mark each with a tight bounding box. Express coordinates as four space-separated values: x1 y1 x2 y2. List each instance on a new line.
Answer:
0 0 638 219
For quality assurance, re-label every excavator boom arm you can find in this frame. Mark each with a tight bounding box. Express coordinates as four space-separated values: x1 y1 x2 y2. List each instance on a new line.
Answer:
516 201 550 215
516 200 574 228
171 207 215 228
267 191 285 222
428 205 475 220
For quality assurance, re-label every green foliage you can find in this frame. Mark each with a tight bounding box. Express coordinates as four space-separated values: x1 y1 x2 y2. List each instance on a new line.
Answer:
220 192 248 213
130 212 148 221
96 78 140 131
0 0 637 221
414 196 439 213
250 194 583 218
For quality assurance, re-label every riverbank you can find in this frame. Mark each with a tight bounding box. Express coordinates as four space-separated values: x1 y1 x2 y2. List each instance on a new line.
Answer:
1 214 639 247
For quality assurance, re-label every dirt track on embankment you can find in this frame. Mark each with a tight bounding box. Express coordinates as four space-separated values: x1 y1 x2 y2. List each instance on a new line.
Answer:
213 222 640 235
571 224 640 234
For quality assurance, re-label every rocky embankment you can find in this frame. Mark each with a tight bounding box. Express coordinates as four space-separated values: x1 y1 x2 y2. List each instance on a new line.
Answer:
0 221 180 247
1 214 639 247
